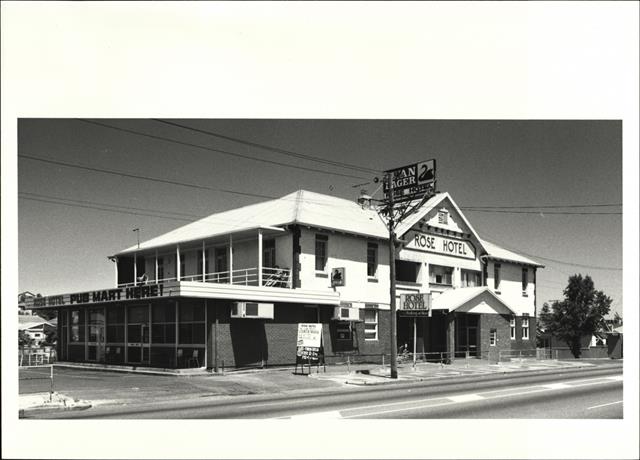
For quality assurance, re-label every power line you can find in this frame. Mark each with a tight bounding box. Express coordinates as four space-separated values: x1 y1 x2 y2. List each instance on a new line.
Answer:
463 208 622 215
484 239 622 271
463 203 621 209
76 119 370 181
153 119 382 175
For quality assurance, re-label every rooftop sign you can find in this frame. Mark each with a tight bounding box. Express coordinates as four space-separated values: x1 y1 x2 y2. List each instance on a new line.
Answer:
383 159 436 203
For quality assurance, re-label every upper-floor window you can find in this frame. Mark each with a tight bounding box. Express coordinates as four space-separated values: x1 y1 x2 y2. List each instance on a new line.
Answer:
494 263 501 291
396 260 421 283
522 268 528 293
429 264 453 286
315 234 328 271
438 209 448 225
367 242 378 278
157 257 164 281
461 270 481 287
263 239 276 268
214 247 227 273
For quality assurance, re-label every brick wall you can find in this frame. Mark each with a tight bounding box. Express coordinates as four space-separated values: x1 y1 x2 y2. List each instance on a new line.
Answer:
478 313 511 362
206 300 392 368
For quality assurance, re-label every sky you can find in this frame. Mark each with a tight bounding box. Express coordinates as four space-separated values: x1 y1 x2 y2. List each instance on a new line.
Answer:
3 3 638 459
18 119 623 317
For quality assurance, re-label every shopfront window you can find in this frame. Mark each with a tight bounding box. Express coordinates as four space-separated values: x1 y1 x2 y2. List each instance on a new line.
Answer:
152 303 176 344
70 310 85 342
178 302 205 345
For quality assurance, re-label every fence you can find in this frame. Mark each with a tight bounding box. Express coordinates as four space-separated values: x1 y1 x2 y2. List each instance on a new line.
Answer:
19 348 56 398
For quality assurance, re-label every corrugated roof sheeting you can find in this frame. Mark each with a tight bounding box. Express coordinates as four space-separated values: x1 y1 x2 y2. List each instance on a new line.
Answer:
115 190 542 268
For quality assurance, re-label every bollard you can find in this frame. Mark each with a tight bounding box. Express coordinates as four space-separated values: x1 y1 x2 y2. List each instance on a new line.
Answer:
347 355 351 374
382 354 385 367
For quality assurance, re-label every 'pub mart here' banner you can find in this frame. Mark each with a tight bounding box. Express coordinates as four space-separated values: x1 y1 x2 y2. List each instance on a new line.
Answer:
28 284 167 309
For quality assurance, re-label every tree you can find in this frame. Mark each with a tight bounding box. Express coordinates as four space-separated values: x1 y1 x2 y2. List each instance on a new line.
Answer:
539 274 612 358
19 330 34 347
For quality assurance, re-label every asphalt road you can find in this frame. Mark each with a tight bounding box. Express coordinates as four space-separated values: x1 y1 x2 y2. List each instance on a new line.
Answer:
30 366 622 419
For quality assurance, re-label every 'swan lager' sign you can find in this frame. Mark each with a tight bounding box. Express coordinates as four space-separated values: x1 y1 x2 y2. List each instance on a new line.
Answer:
29 284 167 308
406 231 476 260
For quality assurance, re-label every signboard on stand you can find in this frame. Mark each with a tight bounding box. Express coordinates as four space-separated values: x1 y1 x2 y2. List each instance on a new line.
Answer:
295 323 325 374
399 293 432 316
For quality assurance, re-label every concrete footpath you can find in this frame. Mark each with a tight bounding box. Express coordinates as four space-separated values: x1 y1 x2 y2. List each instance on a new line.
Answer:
19 358 622 416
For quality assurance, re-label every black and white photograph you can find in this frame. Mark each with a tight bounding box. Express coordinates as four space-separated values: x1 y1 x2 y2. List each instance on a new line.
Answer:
2 2 638 460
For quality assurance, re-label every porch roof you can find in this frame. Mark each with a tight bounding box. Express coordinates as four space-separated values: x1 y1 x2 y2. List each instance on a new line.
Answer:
431 287 517 315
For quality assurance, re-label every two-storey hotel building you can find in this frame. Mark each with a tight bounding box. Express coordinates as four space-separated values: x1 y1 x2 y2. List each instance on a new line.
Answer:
28 190 543 370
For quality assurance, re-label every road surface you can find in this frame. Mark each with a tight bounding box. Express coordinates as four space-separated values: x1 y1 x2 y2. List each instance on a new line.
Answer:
28 366 622 419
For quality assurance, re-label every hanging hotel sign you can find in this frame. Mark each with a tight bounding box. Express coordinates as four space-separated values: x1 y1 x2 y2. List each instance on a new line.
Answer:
383 159 436 203
28 283 167 309
399 293 432 316
405 231 476 260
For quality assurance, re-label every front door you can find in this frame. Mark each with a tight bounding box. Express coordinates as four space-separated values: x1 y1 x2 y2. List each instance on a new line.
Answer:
126 305 150 365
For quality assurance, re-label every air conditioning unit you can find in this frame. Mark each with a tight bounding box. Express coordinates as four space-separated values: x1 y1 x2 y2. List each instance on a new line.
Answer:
332 305 361 321
231 302 274 319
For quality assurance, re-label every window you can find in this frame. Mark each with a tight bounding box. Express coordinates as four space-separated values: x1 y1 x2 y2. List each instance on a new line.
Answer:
396 260 421 283
152 303 176 344
429 264 453 286
364 307 378 341
70 310 85 342
263 239 276 268
214 247 228 273
490 329 497 346
510 316 516 340
494 263 501 291
461 270 481 287
315 234 328 271
157 257 164 281
367 242 378 278
178 303 205 345
106 306 125 343
438 209 448 225
522 268 528 294
522 314 530 340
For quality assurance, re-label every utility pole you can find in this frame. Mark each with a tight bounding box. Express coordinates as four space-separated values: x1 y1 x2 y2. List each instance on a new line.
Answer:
387 173 398 379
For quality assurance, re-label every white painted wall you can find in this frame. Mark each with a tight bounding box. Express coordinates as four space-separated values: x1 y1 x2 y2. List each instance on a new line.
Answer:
485 260 536 316
298 227 390 308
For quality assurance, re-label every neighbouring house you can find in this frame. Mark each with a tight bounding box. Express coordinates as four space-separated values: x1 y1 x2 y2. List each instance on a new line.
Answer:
26 189 543 370
19 315 55 346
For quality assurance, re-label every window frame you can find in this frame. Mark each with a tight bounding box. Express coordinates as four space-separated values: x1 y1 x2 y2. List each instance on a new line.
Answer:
315 234 328 272
367 242 378 279
522 314 530 340
438 209 448 225
521 267 529 295
510 316 516 340
490 328 497 346
364 306 378 341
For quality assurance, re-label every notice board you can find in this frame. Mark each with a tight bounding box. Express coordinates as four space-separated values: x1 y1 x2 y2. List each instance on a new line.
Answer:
295 323 325 373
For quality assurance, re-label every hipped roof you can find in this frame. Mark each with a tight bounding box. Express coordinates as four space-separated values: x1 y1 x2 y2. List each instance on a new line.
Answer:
114 190 541 267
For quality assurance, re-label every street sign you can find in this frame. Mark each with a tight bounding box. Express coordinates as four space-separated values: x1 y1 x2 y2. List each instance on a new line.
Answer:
398 293 432 316
331 267 346 287
383 159 436 203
